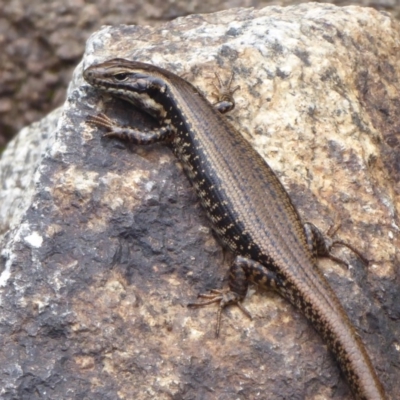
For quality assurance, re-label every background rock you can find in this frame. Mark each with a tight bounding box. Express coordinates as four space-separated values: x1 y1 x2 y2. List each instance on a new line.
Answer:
1 4 399 400
1 0 400 149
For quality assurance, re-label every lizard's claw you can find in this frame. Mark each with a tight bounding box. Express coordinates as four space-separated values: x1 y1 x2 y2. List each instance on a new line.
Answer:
86 113 115 130
188 288 251 337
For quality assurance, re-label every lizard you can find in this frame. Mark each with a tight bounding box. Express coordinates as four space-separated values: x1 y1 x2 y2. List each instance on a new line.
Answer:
83 58 386 400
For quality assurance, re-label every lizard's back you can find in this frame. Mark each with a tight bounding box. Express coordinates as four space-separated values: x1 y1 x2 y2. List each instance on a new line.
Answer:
160 75 385 400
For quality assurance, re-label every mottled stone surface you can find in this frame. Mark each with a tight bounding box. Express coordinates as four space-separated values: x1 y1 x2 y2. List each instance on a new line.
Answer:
1 4 399 399
1 0 399 148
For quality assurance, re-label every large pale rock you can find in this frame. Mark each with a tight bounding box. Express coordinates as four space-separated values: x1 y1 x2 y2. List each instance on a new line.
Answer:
0 4 398 399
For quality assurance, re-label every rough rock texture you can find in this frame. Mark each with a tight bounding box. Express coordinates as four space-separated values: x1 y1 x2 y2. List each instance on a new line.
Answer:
1 4 399 400
1 0 400 149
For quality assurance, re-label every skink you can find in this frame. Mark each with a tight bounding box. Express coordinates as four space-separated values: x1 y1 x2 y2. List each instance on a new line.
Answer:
83 59 386 400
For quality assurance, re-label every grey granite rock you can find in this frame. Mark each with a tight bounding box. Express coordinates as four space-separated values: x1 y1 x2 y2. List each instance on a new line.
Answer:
1 4 398 399
1 0 399 147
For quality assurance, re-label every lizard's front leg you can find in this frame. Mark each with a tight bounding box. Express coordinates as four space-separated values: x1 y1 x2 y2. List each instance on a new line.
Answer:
87 113 174 144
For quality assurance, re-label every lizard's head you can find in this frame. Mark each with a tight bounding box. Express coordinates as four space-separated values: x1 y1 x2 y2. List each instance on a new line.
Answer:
83 58 168 95
83 58 173 118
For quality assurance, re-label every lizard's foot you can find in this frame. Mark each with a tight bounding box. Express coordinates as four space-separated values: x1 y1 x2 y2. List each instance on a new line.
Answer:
188 288 251 337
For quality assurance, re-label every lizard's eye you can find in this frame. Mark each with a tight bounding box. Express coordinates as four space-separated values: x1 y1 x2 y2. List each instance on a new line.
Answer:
114 73 128 81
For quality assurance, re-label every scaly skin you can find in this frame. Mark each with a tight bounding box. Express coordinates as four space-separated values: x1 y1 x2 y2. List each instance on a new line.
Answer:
83 59 386 399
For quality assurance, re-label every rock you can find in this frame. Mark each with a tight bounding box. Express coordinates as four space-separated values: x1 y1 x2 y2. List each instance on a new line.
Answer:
0 4 398 399
1 0 399 146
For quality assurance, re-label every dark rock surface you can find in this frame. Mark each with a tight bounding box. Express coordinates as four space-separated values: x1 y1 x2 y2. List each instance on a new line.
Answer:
1 4 399 400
